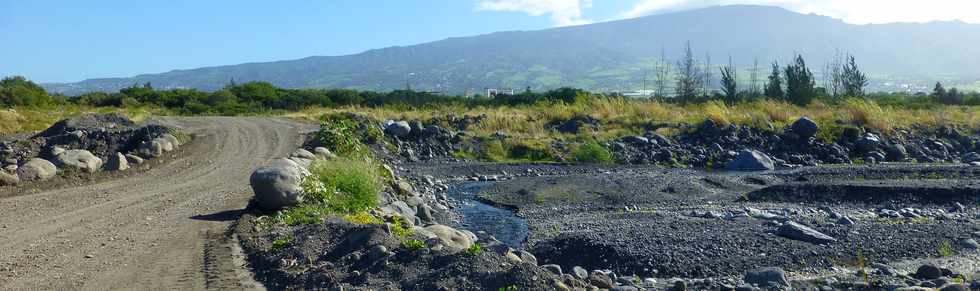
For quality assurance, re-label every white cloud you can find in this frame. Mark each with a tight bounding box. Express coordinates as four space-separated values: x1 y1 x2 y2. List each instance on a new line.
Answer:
622 0 980 24
478 0 593 26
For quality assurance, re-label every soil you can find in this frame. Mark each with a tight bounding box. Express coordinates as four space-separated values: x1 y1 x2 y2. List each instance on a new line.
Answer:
0 117 311 290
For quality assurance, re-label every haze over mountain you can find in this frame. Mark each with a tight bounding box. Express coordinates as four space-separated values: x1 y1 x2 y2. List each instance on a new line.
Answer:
45 5 980 95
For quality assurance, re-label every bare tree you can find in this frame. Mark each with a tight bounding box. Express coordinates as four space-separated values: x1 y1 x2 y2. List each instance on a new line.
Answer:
654 47 672 98
703 52 713 97
675 41 703 101
749 58 760 96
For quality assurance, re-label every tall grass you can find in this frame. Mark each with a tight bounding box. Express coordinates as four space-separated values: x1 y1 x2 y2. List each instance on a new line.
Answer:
304 158 381 214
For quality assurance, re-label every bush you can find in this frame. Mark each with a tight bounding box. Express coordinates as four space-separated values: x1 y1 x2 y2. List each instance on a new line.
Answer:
1 76 53 107
305 158 381 214
316 118 364 158
572 140 614 164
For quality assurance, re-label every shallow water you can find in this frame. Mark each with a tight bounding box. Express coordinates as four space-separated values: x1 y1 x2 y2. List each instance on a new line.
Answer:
446 181 530 249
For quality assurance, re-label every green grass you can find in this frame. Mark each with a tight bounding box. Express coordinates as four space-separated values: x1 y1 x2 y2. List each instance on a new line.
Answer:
304 158 381 214
464 243 483 257
402 239 426 250
571 139 614 164
938 240 954 257
270 234 294 252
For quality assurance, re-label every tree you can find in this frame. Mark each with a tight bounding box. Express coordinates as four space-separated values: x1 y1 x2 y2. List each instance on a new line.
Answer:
674 41 703 101
703 52 712 97
0 76 53 107
933 82 947 99
654 47 672 98
748 58 760 97
719 56 738 104
841 55 867 97
763 61 783 99
784 55 817 106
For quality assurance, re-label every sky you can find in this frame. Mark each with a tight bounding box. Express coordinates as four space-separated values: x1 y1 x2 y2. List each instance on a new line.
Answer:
2 0 979 83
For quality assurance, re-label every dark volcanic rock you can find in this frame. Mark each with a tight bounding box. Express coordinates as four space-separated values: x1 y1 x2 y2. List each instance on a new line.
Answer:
744 267 789 287
790 117 819 139
726 150 774 171
775 221 837 244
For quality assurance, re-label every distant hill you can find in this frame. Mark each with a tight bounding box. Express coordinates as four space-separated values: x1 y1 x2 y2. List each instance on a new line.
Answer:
44 5 980 95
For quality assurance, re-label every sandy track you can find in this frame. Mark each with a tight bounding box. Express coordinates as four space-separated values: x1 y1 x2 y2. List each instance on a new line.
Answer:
0 117 309 290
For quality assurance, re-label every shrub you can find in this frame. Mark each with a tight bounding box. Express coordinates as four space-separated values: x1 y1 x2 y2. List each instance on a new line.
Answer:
270 234 293 252
465 243 483 256
402 239 426 250
306 158 381 214
572 140 614 164
316 118 364 158
481 139 507 161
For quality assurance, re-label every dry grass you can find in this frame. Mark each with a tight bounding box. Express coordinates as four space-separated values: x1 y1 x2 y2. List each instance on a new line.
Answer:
0 106 167 135
287 98 980 143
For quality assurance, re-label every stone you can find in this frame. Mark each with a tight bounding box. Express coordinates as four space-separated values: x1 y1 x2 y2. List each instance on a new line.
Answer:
125 154 144 165
55 149 103 173
886 144 908 161
726 149 775 171
423 224 474 253
384 120 412 137
856 133 881 153
914 264 943 280
622 136 649 144
939 285 969 291
313 147 336 159
542 264 563 275
963 152 980 163
17 158 57 181
154 138 174 152
518 250 537 266
249 158 309 211
291 149 316 160
0 171 19 186
104 152 130 171
959 238 979 250
838 216 856 225
50 146 66 156
791 117 819 138
744 267 789 287
572 266 589 280
136 139 165 158
588 272 614 289
366 245 392 261
160 133 180 148
776 221 837 244
3 164 16 173
504 251 522 263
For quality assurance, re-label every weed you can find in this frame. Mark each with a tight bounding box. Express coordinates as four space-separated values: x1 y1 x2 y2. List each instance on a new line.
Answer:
402 239 426 250
270 234 294 252
571 139 614 164
465 243 483 257
938 240 954 257
344 212 384 225
306 158 381 214
498 285 519 291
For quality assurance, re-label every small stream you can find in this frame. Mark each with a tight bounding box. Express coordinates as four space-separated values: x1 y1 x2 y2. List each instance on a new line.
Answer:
445 182 530 249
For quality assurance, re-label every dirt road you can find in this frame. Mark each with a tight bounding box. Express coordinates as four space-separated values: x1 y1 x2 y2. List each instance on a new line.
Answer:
0 117 309 290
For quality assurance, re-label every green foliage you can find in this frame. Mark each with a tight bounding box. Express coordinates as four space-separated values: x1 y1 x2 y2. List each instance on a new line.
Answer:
316 118 365 158
938 240 954 257
498 285 519 291
481 140 508 161
783 55 817 106
402 239 426 250
270 234 294 252
305 158 381 214
572 140 614 164
464 243 483 257
0 76 54 107
279 205 329 225
764 61 784 99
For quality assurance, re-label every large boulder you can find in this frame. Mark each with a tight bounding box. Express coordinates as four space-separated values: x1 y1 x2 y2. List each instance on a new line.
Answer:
291 149 316 160
136 139 165 158
725 150 775 171
17 158 57 181
54 149 103 173
313 147 337 160
384 121 412 137
790 117 819 139
422 224 474 253
776 221 837 244
744 267 789 287
104 152 130 171
160 134 180 149
0 171 19 186
249 158 310 211
154 138 174 152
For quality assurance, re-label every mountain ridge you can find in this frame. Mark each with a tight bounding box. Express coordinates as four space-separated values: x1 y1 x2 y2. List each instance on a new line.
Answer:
44 5 980 95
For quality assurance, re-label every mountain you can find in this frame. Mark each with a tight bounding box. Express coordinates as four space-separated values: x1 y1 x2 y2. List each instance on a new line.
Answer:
44 5 980 95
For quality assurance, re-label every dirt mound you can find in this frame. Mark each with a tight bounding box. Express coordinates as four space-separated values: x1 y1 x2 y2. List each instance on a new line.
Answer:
748 180 980 204
1 113 177 162
36 113 136 137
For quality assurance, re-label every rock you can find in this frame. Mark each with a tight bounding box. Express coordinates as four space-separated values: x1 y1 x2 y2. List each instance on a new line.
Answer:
384 121 412 137
125 154 144 165
572 266 589 280
744 267 789 287
249 159 309 211
423 224 474 253
50 146 66 156
289 157 312 168
154 138 174 152
291 149 316 160
0 171 19 186
518 250 537 266
104 152 129 171
366 245 392 262
939 285 969 291
383 200 417 218
959 238 979 250
856 133 881 153
791 117 819 138
54 149 103 173
417 204 435 223
963 152 980 163
886 144 908 161
136 139 165 158
160 134 180 148
671 280 687 291
914 264 943 280
504 250 522 263
838 216 856 225
313 147 336 159
394 180 415 196
622 136 649 144
542 264 563 275
17 158 57 181
589 272 615 289
726 150 775 171
2 164 16 173
776 221 837 244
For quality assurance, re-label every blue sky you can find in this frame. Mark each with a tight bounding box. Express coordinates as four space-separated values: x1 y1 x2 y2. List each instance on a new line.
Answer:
2 0 977 83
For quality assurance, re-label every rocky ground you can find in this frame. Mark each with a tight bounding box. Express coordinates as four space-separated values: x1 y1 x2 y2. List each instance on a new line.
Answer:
236 114 980 290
